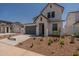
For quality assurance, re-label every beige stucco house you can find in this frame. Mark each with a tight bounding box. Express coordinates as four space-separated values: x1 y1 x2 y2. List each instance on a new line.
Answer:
0 20 24 34
65 11 79 35
12 22 25 34
25 3 64 36
73 21 79 33
0 3 64 36
0 20 12 33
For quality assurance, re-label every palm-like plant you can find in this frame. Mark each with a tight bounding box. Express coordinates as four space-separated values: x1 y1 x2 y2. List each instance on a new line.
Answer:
59 38 64 47
48 39 53 46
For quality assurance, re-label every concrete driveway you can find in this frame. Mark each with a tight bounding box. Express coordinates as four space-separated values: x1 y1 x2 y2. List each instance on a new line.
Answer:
0 34 31 45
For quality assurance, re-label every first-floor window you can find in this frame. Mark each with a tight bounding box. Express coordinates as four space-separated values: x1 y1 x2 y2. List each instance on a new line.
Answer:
52 23 57 31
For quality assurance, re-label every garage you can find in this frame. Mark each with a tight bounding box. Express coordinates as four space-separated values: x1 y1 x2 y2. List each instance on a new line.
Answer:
25 23 36 35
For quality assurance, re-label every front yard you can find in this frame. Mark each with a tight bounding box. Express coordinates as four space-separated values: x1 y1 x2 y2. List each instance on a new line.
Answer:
16 36 79 56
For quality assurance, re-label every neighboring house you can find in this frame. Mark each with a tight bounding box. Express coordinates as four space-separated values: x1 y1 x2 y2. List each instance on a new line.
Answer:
12 22 25 34
73 21 79 33
65 11 79 35
0 20 24 34
25 3 64 36
0 20 12 33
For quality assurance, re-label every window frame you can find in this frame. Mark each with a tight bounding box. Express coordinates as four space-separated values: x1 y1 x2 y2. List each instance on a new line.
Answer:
52 23 58 31
51 11 55 18
47 11 55 18
47 12 50 18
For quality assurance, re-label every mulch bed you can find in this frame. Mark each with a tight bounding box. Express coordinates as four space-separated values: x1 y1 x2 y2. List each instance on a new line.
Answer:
16 36 79 56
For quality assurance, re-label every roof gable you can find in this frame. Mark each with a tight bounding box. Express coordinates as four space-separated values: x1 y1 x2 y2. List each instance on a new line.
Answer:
41 3 64 14
33 14 49 23
33 3 64 23
33 14 64 23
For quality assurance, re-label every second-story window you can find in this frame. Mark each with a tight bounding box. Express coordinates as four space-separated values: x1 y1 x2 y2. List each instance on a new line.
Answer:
47 11 55 18
52 12 55 18
50 5 52 8
40 17 42 21
47 12 50 18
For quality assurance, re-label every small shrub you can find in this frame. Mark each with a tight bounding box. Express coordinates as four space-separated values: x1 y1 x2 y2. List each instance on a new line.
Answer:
49 39 53 43
52 31 60 36
59 39 64 47
40 38 43 41
19 42 23 45
30 43 33 48
48 39 53 46
51 51 54 54
33 38 35 40
73 52 79 56
54 38 58 42
70 36 75 44
74 32 79 38
48 42 51 45
76 47 79 51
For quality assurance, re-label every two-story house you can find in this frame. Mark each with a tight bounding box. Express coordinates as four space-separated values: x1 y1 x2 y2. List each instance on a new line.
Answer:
25 3 64 36
65 11 79 35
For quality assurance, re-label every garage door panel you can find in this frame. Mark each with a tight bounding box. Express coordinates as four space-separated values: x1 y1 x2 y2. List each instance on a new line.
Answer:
25 26 36 35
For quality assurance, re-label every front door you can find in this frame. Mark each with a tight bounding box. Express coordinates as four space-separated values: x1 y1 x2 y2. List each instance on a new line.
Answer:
39 23 44 36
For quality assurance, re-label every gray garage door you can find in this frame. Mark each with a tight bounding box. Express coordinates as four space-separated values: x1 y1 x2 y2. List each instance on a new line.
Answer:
25 26 36 35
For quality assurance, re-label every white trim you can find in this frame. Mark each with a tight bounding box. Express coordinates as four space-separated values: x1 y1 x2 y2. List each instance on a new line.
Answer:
24 24 36 26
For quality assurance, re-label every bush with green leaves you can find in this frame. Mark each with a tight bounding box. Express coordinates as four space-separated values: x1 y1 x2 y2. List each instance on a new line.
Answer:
59 39 64 47
77 47 79 51
74 32 79 38
48 39 53 46
52 31 60 36
73 52 79 56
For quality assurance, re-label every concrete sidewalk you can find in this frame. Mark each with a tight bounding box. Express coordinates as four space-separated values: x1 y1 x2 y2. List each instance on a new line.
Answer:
0 33 15 36
0 33 20 39
0 42 43 56
0 35 31 45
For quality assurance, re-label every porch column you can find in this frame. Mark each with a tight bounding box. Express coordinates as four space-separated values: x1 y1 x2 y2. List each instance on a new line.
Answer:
1 27 3 33
36 24 39 36
9 27 11 33
44 23 48 36
1 27 4 33
5 27 7 33
0 27 1 33
44 27 48 36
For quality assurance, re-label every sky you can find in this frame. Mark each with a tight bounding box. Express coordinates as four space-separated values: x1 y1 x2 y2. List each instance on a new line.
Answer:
0 3 79 24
